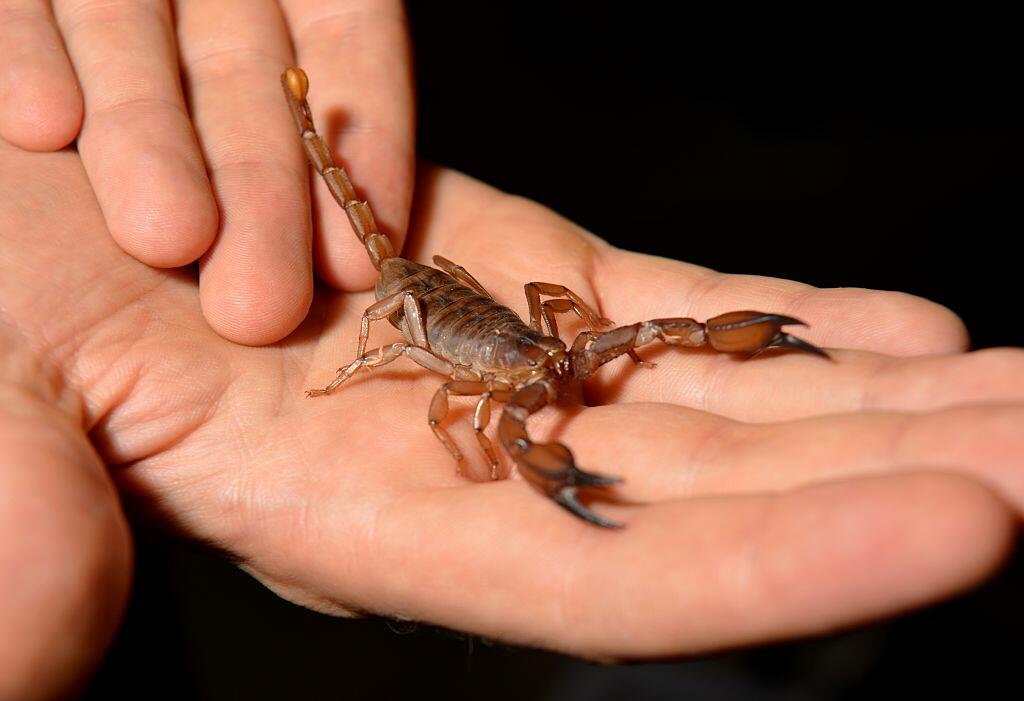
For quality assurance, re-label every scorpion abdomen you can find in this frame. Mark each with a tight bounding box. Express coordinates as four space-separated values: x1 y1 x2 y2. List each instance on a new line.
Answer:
377 257 545 371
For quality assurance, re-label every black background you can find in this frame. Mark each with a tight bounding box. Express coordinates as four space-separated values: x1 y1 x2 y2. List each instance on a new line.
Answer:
85 3 1022 699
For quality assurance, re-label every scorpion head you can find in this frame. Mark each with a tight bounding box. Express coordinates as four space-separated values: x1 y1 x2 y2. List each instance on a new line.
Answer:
519 335 571 380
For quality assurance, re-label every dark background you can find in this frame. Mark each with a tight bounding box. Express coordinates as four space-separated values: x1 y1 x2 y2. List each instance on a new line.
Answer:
86 4 1021 699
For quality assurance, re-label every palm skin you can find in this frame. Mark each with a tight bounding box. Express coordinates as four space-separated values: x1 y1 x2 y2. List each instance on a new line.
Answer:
0 141 1020 693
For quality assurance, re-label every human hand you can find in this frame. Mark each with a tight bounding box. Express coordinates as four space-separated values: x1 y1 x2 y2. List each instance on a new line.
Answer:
0 0 413 344
0 141 1018 664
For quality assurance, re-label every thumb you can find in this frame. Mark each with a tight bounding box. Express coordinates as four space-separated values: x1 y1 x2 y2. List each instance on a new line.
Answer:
0 354 132 700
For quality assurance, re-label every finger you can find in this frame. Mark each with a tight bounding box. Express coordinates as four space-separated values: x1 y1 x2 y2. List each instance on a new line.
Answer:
53 0 217 267
176 0 313 345
587 345 1024 423
593 246 970 357
0 370 132 698
275 471 1011 659
0 0 82 150
539 402 1024 511
280 0 414 290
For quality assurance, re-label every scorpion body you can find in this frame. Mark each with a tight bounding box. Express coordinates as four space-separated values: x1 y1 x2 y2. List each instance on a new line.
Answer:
377 258 544 371
284 68 828 528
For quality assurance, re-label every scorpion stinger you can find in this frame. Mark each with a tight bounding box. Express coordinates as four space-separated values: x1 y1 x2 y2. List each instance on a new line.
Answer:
282 67 395 270
286 68 831 529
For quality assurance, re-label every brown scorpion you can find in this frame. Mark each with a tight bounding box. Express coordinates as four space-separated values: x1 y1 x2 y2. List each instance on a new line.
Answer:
284 68 829 528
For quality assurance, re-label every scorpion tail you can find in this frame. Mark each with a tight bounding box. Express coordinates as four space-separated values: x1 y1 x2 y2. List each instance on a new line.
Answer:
282 67 396 270
499 382 624 529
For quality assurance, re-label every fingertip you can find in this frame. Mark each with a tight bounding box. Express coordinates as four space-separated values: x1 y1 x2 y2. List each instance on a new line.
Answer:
0 7 82 151
869 291 971 355
0 64 83 152
115 194 219 269
194 165 314 345
926 301 971 353
200 262 314 346
915 473 1017 588
100 152 219 269
778 472 1016 620
809 288 971 356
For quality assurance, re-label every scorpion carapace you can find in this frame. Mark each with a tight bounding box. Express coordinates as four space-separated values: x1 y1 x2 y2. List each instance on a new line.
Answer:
283 67 830 529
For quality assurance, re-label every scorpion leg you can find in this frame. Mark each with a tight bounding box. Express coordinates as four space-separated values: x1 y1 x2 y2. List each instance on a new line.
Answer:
307 292 430 395
524 282 613 335
473 394 500 478
348 291 428 364
429 380 513 477
526 282 652 367
432 255 493 298
307 343 462 397
572 312 829 380
539 298 573 339
499 381 623 528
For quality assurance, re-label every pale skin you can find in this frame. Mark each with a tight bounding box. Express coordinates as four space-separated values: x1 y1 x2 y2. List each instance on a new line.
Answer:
1 139 1022 697
0 0 414 344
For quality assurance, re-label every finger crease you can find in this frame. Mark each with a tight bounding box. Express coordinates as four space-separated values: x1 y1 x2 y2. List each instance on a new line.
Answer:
293 7 368 47
185 45 288 78
88 94 188 121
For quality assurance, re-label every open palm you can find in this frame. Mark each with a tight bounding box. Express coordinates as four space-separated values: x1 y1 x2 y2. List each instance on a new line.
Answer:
1 142 1019 666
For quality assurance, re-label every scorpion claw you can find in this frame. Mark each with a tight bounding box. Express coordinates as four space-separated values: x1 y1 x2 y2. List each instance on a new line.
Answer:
763 314 807 328
552 487 623 529
569 466 623 487
514 441 623 526
706 310 829 358
764 332 831 359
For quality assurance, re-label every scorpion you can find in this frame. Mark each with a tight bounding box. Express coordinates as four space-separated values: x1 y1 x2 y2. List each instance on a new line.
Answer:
283 68 829 529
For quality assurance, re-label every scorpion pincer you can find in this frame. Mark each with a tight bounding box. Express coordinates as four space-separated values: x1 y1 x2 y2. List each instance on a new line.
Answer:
283 67 830 529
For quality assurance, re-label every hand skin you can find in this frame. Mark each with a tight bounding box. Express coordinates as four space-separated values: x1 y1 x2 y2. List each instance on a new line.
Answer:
1 142 1021 698
0 0 414 344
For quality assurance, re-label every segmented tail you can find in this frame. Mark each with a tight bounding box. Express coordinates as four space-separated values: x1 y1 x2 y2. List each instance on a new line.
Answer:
281 67 395 270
